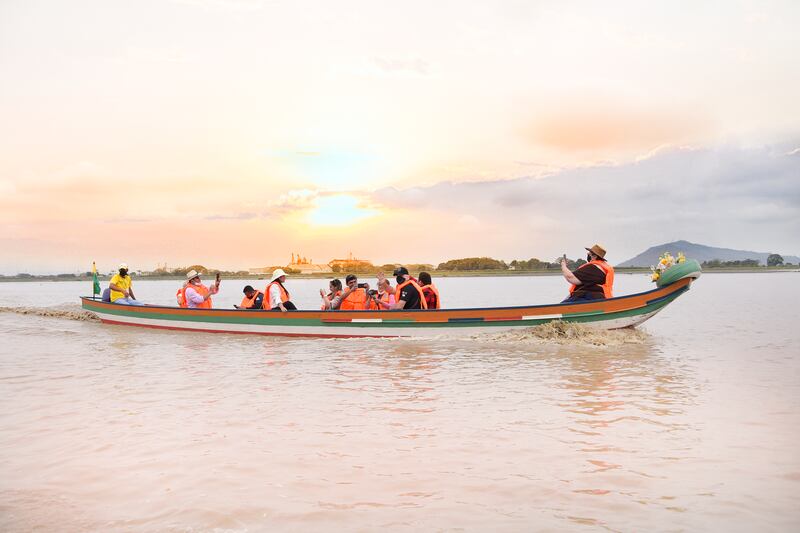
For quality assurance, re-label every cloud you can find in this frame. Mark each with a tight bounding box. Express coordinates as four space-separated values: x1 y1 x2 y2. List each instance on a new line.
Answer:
269 189 319 214
125 46 190 64
0 179 15 195
370 144 800 259
0 161 227 225
370 56 430 77
171 0 267 11
521 97 711 153
204 213 258 221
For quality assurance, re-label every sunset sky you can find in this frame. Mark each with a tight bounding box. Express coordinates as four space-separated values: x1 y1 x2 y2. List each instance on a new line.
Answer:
1 0 798 274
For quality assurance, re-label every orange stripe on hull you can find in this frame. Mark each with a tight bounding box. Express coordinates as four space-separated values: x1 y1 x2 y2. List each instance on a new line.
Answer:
83 278 691 324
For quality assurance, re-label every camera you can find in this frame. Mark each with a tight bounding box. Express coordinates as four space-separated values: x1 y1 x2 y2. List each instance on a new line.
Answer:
368 289 377 296
357 283 368 289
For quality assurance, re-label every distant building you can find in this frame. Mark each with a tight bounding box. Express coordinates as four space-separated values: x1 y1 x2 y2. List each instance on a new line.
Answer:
328 252 373 273
290 263 333 274
249 253 333 275
289 251 332 274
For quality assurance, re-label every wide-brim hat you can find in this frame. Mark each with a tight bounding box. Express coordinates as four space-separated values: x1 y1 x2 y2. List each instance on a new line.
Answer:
585 244 607 259
118 262 128 270
186 269 200 280
270 268 287 282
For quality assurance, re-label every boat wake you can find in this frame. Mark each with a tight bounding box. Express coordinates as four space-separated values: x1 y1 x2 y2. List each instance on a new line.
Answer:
0 305 100 322
468 321 650 347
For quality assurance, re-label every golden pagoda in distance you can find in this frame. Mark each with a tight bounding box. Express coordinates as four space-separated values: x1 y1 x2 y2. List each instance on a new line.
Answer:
249 251 374 275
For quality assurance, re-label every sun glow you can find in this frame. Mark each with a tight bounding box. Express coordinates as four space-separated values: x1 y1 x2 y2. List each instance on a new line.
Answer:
307 195 378 227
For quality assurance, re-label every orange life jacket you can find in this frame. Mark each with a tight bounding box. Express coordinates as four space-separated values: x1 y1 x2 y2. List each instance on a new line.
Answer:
321 290 342 310
239 290 263 309
368 290 391 310
180 282 212 309
396 279 428 309
262 281 290 309
421 283 441 309
340 288 369 311
569 260 615 298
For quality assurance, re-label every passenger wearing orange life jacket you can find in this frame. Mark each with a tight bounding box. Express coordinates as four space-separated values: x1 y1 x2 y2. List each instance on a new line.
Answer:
178 269 220 309
338 274 370 311
368 278 395 310
561 244 615 303
418 271 441 310
320 279 343 310
377 267 427 310
235 285 264 309
262 268 297 312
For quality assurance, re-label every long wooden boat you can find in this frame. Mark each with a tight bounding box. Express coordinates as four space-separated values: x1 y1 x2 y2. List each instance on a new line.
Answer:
80 275 698 338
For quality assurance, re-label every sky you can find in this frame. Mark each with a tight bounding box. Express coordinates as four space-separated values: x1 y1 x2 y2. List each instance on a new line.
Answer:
0 0 798 274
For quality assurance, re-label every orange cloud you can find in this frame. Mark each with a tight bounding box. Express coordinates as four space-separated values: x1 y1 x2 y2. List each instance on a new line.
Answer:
523 100 710 153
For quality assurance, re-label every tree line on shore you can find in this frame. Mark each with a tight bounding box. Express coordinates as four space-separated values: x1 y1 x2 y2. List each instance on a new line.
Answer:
701 254 792 268
436 256 587 271
2 253 794 279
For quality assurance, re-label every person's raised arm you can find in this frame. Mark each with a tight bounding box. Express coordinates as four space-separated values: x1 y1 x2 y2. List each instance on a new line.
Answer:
378 272 396 295
319 289 330 309
561 258 580 285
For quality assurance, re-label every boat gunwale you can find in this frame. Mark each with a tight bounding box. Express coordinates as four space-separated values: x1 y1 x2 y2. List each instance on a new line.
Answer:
80 278 691 317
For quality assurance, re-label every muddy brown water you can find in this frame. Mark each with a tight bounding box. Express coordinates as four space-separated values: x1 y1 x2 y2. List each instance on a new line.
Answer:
0 273 798 531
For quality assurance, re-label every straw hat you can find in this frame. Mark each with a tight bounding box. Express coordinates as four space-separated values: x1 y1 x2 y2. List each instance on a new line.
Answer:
185 269 201 280
270 268 287 282
585 244 607 259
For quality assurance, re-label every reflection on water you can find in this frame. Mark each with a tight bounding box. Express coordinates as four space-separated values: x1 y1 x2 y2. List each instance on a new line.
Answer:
1 275 799 531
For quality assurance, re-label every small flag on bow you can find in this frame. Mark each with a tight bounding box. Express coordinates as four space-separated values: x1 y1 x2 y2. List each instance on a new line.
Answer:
92 261 101 297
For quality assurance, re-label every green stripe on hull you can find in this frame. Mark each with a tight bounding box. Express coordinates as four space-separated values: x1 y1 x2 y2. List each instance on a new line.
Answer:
82 289 683 330
84 304 325 327
312 292 680 329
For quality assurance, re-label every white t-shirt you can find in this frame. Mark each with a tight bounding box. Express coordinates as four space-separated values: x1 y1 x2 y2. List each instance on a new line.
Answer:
269 283 283 308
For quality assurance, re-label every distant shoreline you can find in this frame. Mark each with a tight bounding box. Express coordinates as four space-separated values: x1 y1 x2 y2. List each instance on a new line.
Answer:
1 266 797 282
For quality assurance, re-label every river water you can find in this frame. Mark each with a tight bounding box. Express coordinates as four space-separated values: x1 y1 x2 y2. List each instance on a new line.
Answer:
0 273 798 531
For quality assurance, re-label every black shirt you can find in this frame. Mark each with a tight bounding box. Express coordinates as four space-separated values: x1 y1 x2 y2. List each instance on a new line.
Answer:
398 281 423 309
572 263 607 297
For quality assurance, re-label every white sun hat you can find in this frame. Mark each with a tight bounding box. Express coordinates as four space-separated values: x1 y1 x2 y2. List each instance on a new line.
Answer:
270 268 287 282
185 269 200 280
118 262 128 270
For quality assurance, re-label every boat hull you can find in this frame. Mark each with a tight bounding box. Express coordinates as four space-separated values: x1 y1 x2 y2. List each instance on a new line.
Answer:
80 278 693 338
